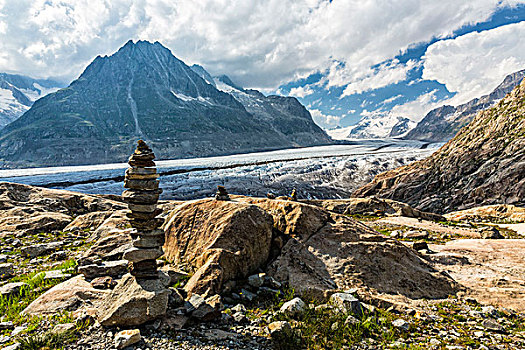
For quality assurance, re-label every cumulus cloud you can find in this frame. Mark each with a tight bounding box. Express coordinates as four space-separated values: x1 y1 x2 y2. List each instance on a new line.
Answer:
387 89 442 121
0 0 522 89
289 85 314 98
309 109 342 129
422 21 525 105
333 60 418 97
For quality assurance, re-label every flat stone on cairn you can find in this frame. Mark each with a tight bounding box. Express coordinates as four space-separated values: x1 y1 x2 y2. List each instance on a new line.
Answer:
215 185 230 201
122 140 165 279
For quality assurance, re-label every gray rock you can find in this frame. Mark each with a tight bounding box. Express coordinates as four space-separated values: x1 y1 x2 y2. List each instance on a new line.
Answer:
279 297 306 318
11 326 27 336
482 319 505 333
191 301 220 322
247 273 265 288
231 304 246 314
0 263 14 280
392 318 410 331
264 276 282 289
51 323 76 334
159 265 189 286
0 282 28 297
480 227 504 239
330 293 363 316
239 289 256 302
344 315 360 326
21 242 62 258
0 322 13 330
78 260 128 279
403 230 429 239
268 321 292 339
185 294 205 313
114 329 141 349
44 270 72 280
123 247 163 263
0 255 7 263
97 273 169 326
203 329 238 341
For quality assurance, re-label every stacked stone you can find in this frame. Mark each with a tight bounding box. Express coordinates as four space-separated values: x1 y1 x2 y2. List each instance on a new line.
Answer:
122 140 164 279
215 185 230 201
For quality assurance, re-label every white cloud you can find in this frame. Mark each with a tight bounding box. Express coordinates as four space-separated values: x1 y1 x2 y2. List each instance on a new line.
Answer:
309 109 341 129
387 89 442 122
335 60 418 96
381 94 403 105
288 85 314 98
0 0 522 89
422 21 525 105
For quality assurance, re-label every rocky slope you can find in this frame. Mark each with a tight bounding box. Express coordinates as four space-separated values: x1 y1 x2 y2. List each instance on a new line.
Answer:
354 78 525 213
0 73 62 129
1 182 525 349
0 41 331 168
405 68 525 142
191 67 333 146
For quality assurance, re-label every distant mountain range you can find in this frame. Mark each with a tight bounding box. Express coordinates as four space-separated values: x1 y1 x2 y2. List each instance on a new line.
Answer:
0 73 63 129
405 69 525 142
355 77 525 213
328 69 525 141
0 40 331 168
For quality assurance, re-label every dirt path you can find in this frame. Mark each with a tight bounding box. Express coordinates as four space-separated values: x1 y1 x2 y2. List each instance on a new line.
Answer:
428 239 525 313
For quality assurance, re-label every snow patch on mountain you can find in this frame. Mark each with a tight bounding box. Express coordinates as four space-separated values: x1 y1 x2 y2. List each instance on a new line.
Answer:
328 115 416 140
0 74 63 129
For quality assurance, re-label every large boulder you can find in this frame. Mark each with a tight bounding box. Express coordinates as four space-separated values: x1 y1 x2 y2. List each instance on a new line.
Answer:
22 275 110 316
63 211 114 232
237 198 458 301
96 273 169 326
163 199 273 296
0 182 125 237
0 209 72 236
163 197 458 304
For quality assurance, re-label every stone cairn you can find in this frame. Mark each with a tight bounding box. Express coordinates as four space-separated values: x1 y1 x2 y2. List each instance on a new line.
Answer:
122 140 164 279
215 185 230 201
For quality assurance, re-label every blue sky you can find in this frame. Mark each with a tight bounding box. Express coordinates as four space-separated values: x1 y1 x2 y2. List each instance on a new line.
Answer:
277 5 525 128
0 1 524 129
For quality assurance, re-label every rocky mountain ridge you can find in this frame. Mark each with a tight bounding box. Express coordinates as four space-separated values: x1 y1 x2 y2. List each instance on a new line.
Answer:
0 73 62 129
191 66 332 146
354 77 525 213
405 68 525 142
0 41 331 168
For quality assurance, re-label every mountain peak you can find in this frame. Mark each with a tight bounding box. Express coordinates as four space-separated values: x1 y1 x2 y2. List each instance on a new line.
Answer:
0 40 331 167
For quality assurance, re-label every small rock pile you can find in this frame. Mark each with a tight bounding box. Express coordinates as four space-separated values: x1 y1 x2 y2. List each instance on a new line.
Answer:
215 186 230 201
122 140 164 279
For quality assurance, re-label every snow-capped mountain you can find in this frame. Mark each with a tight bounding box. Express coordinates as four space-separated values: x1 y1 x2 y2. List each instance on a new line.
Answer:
405 68 525 142
190 68 331 146
0 73 63 129
0 41 331 168
327 115 416 140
